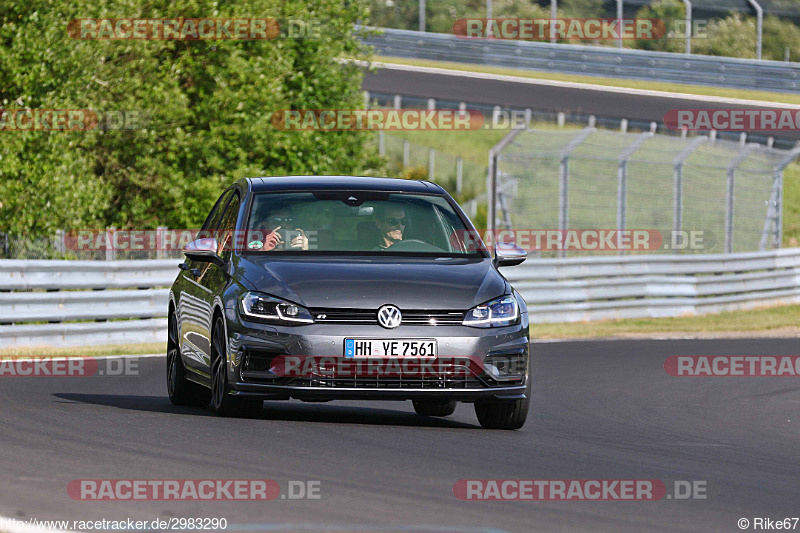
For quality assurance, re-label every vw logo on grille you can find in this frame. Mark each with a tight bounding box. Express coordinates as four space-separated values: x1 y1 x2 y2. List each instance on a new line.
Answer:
377 305 402 329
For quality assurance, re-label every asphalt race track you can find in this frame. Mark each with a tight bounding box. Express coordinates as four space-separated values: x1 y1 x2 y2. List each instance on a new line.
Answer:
361 66 800 144
1 338 799 532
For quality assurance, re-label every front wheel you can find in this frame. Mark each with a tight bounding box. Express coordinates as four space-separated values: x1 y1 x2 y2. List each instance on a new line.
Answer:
412 399 457 417
210 317 262 417
474 395 530 430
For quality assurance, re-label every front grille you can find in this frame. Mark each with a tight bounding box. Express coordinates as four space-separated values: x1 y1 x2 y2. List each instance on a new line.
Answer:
310 308 465 326
281 375 490 389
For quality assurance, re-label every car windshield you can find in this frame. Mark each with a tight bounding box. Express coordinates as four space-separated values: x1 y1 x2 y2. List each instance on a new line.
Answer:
242 191 483 256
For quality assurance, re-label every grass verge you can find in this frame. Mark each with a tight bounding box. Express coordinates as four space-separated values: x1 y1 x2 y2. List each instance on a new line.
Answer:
372 56 800 105
533 304 800 339
0 343 165 358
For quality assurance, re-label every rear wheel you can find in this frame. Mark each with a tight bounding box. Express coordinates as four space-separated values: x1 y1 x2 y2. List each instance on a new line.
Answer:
167 312 211 407
210 317 262 417
412 399 457 417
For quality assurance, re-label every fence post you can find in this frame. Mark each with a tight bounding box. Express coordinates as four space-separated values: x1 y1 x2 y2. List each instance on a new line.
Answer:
105 226 116 261
767 145 800 248
488 127 526 256
393 95 402 109
156 226 167 259
557 112 565 128
378 131 385 156
673 136 707 243
725 144 758 253
428 148 435 182
558 127 596 257
427 98 436 111
403 139 410 168
617 132 653 253
456 157 463 193
53 229 66 256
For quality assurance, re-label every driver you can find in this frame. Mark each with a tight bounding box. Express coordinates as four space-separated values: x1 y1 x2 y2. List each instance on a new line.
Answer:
255 207 308 251
375 203 407 249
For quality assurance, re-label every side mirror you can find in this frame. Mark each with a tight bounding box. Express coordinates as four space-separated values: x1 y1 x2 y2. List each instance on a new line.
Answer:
183 237 225 268
494 241 527 267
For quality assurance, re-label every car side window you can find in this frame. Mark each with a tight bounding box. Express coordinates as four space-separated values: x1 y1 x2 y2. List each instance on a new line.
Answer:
200 189 234 233
217 193 241 262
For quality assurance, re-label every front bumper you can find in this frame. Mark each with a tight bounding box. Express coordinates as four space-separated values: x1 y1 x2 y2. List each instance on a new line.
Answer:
224 308 530 402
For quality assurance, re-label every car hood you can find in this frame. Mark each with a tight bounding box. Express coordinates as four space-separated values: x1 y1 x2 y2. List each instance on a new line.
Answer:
237 256 508 310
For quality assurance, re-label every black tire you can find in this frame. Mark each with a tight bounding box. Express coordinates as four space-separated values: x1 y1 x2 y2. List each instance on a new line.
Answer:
412 399 457 417
474 395 530 430
167 312 211 407
210 317 262 417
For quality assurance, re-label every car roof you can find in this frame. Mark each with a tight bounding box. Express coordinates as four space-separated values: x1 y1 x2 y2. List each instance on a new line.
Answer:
242 176 444 194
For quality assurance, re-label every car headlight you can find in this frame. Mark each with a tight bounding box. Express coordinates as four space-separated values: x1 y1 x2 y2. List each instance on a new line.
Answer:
239 292 314 325
462 295 519 328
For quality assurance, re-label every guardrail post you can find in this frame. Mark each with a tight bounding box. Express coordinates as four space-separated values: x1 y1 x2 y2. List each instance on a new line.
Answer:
403 140 410 168
456 157 463 193
378 131 385 156
673 136 707 244
393 95 402 110
488 127 526 256
427 98 436 111
725 143 758 253
428 148 435 182
617 132 653 253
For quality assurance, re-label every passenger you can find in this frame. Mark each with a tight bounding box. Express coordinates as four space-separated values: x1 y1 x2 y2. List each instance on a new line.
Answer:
374 204 407 249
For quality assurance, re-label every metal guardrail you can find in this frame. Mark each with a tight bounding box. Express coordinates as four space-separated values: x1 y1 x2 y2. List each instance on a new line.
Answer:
361 28 800 93
0 260 176 348
505 248 800 322
1 250 798 345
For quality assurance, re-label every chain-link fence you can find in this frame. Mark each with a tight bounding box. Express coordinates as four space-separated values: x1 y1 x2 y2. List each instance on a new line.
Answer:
495 127 800 256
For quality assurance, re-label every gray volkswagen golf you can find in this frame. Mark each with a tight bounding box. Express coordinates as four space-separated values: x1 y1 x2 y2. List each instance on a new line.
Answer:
167 176 530 429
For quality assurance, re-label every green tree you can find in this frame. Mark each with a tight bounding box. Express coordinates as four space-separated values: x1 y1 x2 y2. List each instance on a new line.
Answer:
633 0 686 53
0 0 379 238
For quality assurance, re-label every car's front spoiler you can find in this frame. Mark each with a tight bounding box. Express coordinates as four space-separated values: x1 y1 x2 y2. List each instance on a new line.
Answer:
229 381 527 402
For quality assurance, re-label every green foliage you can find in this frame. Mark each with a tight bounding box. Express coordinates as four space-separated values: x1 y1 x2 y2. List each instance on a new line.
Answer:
0 0 379 238
633 0 686 53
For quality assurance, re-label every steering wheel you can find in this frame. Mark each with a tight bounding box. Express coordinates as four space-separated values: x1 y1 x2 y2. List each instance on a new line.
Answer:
383 239 445 253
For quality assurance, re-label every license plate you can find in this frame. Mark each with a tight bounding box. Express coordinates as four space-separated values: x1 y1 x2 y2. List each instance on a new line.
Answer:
344 339 437 358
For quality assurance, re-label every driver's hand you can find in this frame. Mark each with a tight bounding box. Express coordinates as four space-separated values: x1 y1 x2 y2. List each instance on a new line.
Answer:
262 226 283 251
290 229 308 250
